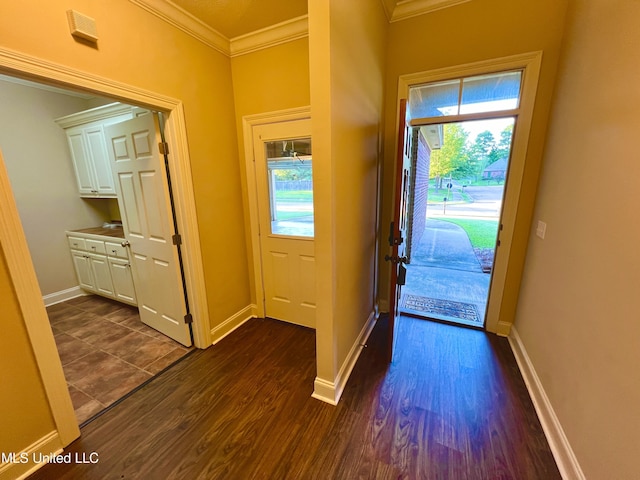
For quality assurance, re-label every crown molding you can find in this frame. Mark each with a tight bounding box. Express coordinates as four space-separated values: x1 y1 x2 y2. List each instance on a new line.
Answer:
378 0 393 21
391 0 472 22
230 15 308 58
129 0 230 56
130 0 473 58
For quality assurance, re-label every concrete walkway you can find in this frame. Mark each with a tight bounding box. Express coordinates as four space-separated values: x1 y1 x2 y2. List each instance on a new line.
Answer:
402 219 491 327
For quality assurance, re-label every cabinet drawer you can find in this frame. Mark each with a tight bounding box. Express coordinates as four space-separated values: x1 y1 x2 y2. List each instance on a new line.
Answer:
105 241 129 259
67 236 87 251
85 239 106 254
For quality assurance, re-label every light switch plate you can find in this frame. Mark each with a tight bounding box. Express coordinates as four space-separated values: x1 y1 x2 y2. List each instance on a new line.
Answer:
536 220 547 239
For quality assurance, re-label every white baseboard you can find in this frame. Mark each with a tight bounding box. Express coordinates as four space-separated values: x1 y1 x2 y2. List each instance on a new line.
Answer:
312 310 378 405
509 326 585 480
378 298 389 313
496 320 513 337
42 286 86 307
0 431 62 480
311 377 339 405
210 304 255 345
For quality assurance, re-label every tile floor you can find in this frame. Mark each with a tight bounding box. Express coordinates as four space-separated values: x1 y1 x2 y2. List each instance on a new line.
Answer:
47 295 191 424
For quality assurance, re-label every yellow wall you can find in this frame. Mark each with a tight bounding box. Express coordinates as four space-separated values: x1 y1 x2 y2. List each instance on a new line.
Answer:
515 0 640 477
380 0 569 329
0 0 248 460
0 0 250 330
0 82 107 296
309 0 388 385
230 38 311 301
0 248 56 457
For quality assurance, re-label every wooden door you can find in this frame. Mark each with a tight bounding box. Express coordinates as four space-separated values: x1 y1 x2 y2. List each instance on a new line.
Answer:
105 114 192 347
253 119 315 328
387 99 413 362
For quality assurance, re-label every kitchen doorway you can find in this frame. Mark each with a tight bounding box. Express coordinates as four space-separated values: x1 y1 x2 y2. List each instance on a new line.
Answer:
0 74 194 425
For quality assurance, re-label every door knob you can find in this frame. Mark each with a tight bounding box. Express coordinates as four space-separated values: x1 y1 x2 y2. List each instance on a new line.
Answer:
384 255 407 265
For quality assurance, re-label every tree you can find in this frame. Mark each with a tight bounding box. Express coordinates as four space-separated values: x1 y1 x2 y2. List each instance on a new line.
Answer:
466 130 496 181
429 124 469 188
494 124 513 162
273 165 313 181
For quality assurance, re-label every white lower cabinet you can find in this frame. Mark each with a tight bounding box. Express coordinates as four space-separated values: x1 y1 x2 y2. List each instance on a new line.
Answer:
108 256 136 304
67 232 137 306
89 253 115 297
70 249 95 291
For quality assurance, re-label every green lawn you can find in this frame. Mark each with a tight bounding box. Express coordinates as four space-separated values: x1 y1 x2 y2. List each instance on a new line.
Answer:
275 190 313 202
438 217 499 249
274 210 313 220
274 190 313 220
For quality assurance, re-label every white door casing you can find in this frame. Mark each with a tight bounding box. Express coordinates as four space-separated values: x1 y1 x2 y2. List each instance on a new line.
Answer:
396 52 543 335
253 119 316 328
105 114 192 347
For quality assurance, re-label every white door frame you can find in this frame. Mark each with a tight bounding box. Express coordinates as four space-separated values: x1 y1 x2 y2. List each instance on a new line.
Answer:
242 107 311 319
396 51 542 336
0 47 210 446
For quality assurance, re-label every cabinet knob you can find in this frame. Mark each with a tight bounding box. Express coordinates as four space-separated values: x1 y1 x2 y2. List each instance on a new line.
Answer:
121 240 130 247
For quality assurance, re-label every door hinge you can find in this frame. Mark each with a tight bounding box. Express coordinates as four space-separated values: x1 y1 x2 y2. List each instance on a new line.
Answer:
184 313 193 324
158 141 169 155
172 234 182 246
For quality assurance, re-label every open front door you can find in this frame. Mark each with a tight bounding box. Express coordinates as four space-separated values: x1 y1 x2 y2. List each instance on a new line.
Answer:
105 114 192 347
387 99 413 362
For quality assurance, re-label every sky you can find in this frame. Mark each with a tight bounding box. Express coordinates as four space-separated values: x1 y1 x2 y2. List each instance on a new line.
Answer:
460 117 514 143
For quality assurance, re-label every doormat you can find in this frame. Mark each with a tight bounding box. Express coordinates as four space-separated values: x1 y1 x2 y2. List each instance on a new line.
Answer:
402 294 481 323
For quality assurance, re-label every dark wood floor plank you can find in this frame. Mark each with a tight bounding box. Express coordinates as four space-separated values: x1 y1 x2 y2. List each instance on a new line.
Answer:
28 315 560 480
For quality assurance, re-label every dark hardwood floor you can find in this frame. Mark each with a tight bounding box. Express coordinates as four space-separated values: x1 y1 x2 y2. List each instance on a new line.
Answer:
29 315 560 479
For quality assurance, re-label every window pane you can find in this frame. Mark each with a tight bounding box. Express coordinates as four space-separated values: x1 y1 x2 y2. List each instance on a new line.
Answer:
460 71 522 114
408 79 460 118
265 138 313 237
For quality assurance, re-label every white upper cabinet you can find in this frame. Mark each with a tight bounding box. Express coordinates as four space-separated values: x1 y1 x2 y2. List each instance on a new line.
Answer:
56 103 148 198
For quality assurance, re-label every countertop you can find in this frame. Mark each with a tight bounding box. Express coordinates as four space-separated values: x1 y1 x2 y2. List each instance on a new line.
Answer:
69 226 125 239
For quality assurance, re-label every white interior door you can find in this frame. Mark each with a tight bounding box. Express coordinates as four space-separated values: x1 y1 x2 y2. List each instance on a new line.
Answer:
253 119 315 328
105 113 192 346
